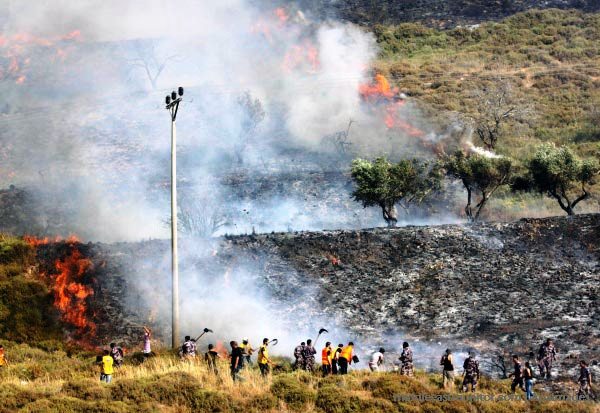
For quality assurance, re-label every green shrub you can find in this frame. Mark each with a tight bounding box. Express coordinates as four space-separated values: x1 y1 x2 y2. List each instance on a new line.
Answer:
271 374 316 411
20 397 138 413
242 393 278 412
191 390 234 412
62 378 110 401
0 384 41 412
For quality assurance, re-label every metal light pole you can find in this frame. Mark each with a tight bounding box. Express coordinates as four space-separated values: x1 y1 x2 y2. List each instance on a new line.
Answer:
165 86 184 349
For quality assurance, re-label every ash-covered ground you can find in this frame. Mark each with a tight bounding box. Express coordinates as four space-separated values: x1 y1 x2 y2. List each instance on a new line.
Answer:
68 213 599 385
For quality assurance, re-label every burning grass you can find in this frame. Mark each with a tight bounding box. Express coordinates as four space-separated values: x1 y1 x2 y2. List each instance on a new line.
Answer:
0 343 596 413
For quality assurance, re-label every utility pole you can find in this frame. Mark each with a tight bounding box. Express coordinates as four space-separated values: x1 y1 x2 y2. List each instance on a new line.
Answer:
165 86 184 349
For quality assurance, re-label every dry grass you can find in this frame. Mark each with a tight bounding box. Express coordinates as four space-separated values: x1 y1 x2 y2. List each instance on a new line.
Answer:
0 343 597 412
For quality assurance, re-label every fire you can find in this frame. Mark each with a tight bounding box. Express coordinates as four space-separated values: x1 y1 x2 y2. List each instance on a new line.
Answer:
24 234 80 247
359 74 424 137
53 247 96 335
359 74 398 100
0 29 81 85
25 235 96 337
282 41 320 73
215 341 230 358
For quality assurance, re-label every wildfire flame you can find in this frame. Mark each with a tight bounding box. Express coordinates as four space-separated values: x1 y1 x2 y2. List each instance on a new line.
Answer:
282 41 320 73
359 74 424 136
25 235 96 337
215 341 230 358
0 30 81 85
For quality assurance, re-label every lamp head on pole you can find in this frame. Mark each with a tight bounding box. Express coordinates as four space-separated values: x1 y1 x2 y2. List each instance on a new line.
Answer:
178 87 184 96
171 91 177 101
165 95 171 105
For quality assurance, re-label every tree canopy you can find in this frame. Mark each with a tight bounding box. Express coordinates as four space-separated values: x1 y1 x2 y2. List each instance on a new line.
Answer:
351 157 441 227
442 150 513 221
515 144 599 215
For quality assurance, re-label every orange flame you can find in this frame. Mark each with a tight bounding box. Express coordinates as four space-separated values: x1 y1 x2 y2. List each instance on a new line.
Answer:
359 74 424 136
359 74 397 100
0 30 82 85
282 41 320 73
53 247 96 335
25 235 96 336
215 341 230 358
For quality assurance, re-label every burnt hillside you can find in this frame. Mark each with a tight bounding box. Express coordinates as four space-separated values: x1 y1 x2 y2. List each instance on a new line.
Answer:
292 0 600 27
57 213 600 379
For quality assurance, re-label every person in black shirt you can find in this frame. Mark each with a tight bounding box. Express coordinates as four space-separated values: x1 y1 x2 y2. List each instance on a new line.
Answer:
509 355 525 393
230 341 243 381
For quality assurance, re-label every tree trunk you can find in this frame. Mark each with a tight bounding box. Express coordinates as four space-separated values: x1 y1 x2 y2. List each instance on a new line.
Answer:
381 203 398 227
464 186 474 221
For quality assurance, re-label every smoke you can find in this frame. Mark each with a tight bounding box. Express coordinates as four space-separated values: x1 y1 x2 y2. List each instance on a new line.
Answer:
1 0 468 356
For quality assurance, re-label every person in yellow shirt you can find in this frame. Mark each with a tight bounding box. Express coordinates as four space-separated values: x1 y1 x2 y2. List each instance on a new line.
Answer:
339 342 354 375
257 338 270 377
100 350 114 383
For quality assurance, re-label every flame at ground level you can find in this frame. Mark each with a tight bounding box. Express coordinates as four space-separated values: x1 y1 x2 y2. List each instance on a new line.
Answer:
24 235 97 337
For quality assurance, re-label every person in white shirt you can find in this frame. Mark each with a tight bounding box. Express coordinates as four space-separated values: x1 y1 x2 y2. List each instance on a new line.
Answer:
369 348 385 372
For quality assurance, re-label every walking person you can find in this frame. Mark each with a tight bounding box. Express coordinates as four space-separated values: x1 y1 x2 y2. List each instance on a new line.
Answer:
303 339 317 372
399 342 413 377
293 342 306 371
321 342 333 377
331 344 342 375
230 341 243 382
523 361 535 400
440 349 454 389
462 352 480 392
240 338 254 367
578 360 596 401
536 338 556 380
509 355 525 393
109 343 124 368
99 350 114 383
257 338 271 378
338 342 354 375
205 344 220 375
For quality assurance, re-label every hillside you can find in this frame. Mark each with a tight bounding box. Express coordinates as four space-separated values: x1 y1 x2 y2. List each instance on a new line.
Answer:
1 215 599 411
295 0 600 26
372 9 600 160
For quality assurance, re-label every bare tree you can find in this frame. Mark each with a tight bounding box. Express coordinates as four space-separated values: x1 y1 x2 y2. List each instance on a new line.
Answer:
235 91 265 164
323 120 354 157
127 40 177 91
178 204 226 238
471 80 525 150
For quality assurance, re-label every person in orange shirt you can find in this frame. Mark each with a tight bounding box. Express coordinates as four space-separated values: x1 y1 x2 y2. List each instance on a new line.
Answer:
321 342 333 377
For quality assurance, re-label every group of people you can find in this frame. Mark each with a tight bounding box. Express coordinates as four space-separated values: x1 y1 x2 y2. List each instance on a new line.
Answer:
295 341 357 375
436 339 595 401
505 339 594 401
92 330 594 401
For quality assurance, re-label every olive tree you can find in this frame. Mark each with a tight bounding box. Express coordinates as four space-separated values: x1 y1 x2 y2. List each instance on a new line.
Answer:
351 157 441 227
516 144 599 215
442 150 513 221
